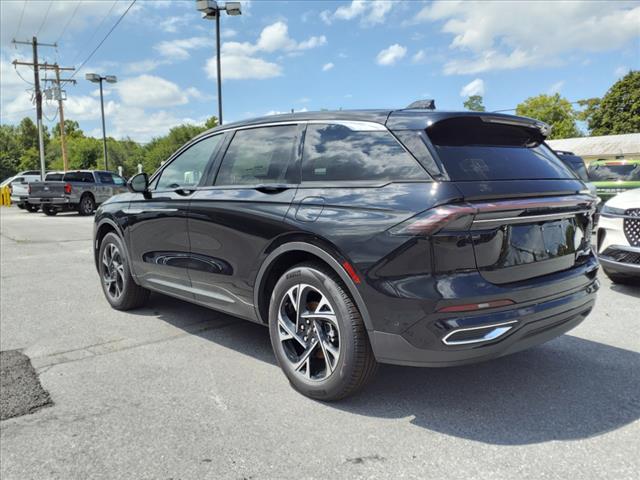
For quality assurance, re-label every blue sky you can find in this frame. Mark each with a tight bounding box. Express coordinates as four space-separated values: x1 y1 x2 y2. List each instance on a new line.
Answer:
1 0 639 142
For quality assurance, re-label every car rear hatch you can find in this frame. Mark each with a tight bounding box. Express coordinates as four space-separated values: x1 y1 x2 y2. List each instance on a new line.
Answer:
395 114 596 285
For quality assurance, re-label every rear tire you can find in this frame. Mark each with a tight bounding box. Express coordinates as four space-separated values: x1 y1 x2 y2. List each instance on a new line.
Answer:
98 232 149 310
42 205 57 216
79 194 95 216
268 262 377 401
25 204 39 213
603 267 640 286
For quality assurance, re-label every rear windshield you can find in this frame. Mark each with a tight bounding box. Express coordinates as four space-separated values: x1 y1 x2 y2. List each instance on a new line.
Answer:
45 173 63 181
588 163 640 181
426 117 573 181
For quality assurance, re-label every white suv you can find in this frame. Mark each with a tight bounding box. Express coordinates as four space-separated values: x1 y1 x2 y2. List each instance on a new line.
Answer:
597 188 640 284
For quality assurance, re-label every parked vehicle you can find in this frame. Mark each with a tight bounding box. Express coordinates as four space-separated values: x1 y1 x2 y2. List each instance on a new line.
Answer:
588 159 640 203
9 171 64 212
597 188 640 284
94 108 599 400
29 170 127 216
555 150 600 226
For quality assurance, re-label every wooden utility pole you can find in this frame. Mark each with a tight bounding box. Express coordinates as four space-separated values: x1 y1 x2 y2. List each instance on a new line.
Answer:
44 66 76 171
12 38 74 177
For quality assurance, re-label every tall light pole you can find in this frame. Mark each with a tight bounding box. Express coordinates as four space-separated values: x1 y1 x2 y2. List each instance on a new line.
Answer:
196 1 242 125
85 73 117 170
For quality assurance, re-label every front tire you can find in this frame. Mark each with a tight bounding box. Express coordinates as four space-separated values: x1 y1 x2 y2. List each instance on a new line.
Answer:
268 262 377 401
98 232 149 310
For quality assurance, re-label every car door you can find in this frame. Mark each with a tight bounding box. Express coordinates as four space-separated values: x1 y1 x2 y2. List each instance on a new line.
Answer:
188 124 301 321
127 134 224 301
95 171 115 202
111 173 128 194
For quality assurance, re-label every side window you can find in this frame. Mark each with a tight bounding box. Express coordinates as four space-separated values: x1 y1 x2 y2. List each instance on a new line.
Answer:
97 172 114 184
302 124 429 182
112 174 126 186
155 135 222 190
63 172 80 182
214 125 299 186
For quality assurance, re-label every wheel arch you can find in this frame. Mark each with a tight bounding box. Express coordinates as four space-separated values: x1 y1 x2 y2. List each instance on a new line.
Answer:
94 218 125 270
253 241 373 331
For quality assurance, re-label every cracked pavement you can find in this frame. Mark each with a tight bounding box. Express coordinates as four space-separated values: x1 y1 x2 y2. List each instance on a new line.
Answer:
1 206 639 479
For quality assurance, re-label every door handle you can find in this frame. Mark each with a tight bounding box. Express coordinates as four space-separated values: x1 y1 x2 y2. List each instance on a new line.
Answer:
254 184 290 194
174 188 195 196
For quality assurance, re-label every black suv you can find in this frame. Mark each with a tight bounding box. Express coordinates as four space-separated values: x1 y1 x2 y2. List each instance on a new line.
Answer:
94 109 599 400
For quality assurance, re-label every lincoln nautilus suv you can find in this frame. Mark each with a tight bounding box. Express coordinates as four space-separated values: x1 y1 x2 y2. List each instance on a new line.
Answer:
94 106 599 400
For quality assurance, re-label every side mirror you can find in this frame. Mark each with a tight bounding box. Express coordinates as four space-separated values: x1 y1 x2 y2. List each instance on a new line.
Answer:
128 173 149 193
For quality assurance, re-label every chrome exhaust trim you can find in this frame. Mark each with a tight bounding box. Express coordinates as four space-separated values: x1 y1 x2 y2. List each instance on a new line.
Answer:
442 320 518 346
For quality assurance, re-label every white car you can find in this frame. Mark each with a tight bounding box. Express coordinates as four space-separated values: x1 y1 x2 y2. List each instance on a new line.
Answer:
597 188 640 284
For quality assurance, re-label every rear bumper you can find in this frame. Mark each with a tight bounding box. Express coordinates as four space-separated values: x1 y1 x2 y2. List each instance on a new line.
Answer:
28 197 70 205
10 195 28 203
370 276 599 367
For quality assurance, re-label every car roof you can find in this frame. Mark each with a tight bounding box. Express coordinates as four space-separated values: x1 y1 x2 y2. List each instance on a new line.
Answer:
198 109 548 138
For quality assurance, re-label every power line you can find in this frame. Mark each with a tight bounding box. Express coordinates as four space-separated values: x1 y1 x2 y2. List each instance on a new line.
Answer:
36 1 54 37
13 64 34 86
14 0 27 40
68 0 137 82
71 0 118 65
56 0 82 44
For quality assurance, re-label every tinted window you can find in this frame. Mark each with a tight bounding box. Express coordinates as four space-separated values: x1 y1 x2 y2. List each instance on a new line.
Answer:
45 173 63 181
588 164 640 181
12 177 25 184
112 174 126 186
215 126 298 186
156 135 221 190
64 172 94 182
302 124 428 182
427 117 573 181
97 172 114 184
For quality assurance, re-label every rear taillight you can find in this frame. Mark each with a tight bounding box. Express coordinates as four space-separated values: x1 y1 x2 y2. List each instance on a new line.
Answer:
389 204 475 236
27 184 31 194
437 299 515 313
64 182 72 194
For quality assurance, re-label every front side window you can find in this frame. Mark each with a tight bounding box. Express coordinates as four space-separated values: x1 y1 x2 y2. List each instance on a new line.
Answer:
215 125 299 186
97 172 114 184
155 135 222 190
302 124 428 183
112 174 126 186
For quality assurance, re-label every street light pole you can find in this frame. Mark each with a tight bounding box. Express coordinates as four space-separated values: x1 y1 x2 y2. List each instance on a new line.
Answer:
86 73 117 171
98 78 108 170
196 1 242 126
215 11 223 125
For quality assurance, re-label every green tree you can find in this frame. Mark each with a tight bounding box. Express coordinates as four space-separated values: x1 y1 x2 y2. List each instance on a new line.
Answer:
581 71 640 135
204 116 219 130
515 93 581 139
0 125 22 180
463 95 485 112
17 117 39 150
53 120 84 139
142 123 208 174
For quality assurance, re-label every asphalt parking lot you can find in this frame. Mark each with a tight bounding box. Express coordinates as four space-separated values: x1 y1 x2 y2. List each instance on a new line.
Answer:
1 205 639 480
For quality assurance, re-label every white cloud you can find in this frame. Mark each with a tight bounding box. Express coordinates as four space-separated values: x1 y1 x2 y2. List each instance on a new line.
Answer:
460 78 485 97
415 1 640 74
204 21 325 81
614 65 630 77
116 75 191 108
109 106 202 143
155 36 209 60
124 59 171 74
322 62 334 71
159 14 194 33
323 1 393 26
376 44 407 66
412 50 426 64
548 80 565 94
205 55 282 80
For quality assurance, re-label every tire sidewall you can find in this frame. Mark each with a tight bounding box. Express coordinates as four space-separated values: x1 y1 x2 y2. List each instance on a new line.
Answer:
80 195 95 215
98 232 134 309
268 265 361 399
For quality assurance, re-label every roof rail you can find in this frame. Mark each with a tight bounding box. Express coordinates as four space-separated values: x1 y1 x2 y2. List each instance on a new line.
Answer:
405 99 436 110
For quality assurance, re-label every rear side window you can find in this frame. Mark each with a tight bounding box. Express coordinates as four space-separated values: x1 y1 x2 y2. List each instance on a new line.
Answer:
302 124 428 182
427 117 573 181
96 172 114 184
215 125 299 186
45 173 63 181
64 172 94 182
588 163 640 181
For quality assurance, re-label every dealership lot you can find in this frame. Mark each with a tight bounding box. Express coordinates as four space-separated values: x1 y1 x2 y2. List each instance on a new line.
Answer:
1 206 638 479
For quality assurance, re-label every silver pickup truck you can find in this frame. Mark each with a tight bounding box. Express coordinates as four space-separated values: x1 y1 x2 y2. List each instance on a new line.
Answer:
28 170 127 216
